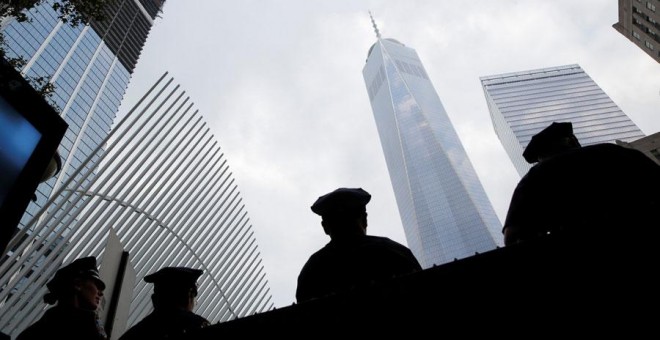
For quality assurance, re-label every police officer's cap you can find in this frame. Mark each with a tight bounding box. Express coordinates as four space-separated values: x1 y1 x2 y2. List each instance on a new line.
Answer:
523 122 576 163
45 257 105 304
311 188 371 217
144 267 203 293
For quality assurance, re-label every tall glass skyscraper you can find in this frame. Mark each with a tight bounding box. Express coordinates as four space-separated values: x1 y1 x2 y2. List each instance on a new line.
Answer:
362 29 501 268
480 64 646 176
0 0 165 228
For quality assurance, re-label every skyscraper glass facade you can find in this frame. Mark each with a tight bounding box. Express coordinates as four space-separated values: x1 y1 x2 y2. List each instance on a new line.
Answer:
480 64 645 176
0 0 164 229
363 38 501 268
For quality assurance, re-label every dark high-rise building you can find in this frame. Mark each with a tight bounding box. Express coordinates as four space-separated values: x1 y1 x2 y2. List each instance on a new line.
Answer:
613 0 660 63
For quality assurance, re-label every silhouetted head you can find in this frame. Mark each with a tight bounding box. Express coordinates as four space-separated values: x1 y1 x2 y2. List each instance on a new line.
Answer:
145 267 203 311
44 256 105 310
523 122 581 163
311 188 371 239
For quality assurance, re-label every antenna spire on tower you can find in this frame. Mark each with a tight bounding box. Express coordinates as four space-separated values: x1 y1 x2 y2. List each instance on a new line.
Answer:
369 11 381 39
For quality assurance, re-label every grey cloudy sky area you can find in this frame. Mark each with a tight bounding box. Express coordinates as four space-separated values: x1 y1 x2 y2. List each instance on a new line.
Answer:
118 0 660 308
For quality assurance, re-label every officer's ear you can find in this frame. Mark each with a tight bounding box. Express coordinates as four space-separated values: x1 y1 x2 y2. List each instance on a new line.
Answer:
72 278 83 292
569 135 581 148
184 288 194 307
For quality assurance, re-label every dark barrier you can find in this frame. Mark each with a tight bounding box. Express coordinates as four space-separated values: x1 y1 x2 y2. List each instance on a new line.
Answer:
190 232 656 338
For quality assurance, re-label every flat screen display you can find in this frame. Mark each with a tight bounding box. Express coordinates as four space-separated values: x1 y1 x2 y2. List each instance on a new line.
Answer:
0 59 67 254
0 96 42 205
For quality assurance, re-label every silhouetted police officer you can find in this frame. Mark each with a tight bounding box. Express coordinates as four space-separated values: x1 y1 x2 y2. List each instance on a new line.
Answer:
118 267 210 340
17 257 107 340
503 122 660 246
296 188 422 302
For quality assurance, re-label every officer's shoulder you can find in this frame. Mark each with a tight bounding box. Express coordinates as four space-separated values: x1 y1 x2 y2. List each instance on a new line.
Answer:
365 235 405 247
117 324 144 340
184 312 210 328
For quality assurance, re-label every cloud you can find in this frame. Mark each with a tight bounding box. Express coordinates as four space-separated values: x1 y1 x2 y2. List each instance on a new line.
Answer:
120 0 660 309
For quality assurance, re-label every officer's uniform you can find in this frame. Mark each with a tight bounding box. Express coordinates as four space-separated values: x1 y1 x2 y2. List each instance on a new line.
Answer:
118 267 210 340
17 257 107 340
296 188 422 302
503 122 660 245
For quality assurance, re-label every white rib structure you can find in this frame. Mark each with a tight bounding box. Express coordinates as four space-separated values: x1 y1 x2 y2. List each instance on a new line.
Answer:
0 73 274 336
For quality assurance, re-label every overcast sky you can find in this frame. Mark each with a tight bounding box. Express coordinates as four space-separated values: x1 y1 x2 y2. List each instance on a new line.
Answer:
119 0 660 309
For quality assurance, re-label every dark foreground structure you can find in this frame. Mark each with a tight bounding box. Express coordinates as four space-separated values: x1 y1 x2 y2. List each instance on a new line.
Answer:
189 231 656 338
